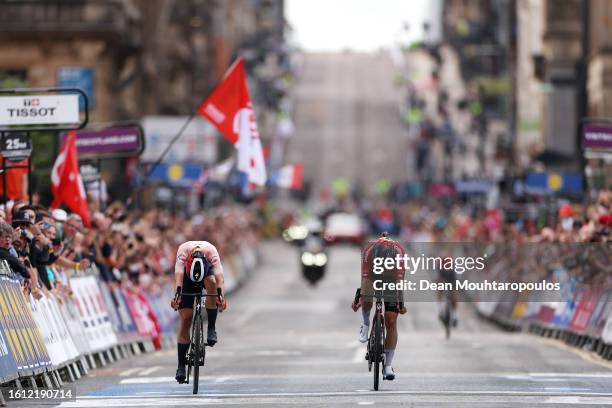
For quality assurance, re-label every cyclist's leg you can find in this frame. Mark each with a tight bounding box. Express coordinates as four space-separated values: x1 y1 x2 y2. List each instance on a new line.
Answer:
383 304 399 379
176 279 195 382
176 278 195 369
361 278 374 324
203 274 219 345
359 278 373 342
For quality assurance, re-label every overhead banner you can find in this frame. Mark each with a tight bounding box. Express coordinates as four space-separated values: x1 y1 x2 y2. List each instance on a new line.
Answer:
0 94 79 127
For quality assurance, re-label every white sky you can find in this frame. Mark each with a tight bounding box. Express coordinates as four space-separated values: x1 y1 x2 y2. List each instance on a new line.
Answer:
285 0 442 52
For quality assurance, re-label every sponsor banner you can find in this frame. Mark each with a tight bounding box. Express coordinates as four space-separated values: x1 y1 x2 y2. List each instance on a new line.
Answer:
142 116 217 164
582 123 612 150
57 298 90 356
70 276 117 352
148 163 203 186
122 289 161 349
112 287 137 334
0 275 51 375
30 295 79 366
603 310 612 345
525 172 583 195
570 287 600 333
0 95 79 127
0 281 19 382
145 285 177 334
585 290 612 338
72 126 144 159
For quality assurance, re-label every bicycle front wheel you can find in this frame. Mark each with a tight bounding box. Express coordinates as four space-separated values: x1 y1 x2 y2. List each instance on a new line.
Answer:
372 314 383 391
192 313 203 394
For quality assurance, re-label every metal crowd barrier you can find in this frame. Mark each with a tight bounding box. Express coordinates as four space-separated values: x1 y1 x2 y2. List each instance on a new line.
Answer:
0 242 260 402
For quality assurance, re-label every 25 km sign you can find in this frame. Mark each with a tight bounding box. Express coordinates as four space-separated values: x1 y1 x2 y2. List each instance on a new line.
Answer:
1 133 32 162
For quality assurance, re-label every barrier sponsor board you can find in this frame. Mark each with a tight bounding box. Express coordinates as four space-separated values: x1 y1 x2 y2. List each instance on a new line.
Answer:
122 289 161 349
70 276 117 352
0 275 50 375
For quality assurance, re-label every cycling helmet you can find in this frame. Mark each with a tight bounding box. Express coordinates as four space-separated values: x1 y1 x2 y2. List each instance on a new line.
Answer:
186 249 207 283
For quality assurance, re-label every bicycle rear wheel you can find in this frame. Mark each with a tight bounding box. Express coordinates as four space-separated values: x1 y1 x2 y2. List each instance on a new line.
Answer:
192 313 203 394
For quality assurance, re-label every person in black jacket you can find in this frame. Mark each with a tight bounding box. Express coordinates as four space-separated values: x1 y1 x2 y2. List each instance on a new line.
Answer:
0 223 29 278
0 223 42 299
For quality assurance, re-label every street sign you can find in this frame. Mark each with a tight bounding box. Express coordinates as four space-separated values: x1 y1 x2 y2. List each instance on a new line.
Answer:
0 94 79 126
71 125 145 159
0 132 32 162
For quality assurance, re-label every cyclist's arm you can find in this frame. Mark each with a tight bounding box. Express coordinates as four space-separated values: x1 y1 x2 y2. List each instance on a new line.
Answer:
202 243 225 294
174 244 187 290
215 273 225 296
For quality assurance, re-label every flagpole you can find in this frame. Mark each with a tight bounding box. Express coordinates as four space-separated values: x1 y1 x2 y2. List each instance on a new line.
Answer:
145 113 196 179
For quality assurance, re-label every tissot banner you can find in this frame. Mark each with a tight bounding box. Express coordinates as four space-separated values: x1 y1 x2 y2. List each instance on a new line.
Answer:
0 94 80 126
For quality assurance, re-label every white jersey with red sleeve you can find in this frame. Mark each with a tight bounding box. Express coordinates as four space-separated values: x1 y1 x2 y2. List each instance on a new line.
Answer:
175 241 223 276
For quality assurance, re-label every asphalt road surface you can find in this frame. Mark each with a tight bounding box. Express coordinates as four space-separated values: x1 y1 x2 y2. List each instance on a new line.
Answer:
35 242 612 407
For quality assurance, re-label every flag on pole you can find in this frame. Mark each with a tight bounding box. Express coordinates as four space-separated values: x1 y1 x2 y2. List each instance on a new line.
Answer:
198 58 267 186
50 131 91 226
275 163 304 190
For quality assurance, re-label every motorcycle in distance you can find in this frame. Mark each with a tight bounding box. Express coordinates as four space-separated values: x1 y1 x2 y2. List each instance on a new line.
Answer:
300 222 328 286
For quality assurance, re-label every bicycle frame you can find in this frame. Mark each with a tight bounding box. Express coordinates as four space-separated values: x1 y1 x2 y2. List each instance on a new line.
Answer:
182 286 223 394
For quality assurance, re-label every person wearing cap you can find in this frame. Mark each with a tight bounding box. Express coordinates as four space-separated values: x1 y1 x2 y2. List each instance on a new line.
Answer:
170 240 227 384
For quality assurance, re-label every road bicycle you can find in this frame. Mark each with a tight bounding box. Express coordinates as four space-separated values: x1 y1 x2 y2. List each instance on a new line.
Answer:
355 288 385 391
183 286 223 394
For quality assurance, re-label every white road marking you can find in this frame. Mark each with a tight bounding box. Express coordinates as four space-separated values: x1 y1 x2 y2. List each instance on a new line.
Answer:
358 402 375 406
72 390 612 400
58 390 612 407
138 366 162 376
545 396 612 405
119 367 143 377
120 377 174 384
253 350 302 356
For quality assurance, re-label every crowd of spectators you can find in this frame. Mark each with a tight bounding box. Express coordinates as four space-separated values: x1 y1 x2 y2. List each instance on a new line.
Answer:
389 190 611 289
0 200 261 300
393 190 611 244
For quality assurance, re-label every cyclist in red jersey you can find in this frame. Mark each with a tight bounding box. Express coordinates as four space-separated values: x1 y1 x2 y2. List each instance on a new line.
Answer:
352 232 407 380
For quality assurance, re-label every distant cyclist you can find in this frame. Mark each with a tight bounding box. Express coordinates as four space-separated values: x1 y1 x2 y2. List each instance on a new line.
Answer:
352 232 407 381
170 241 228 384
436 255 458 327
